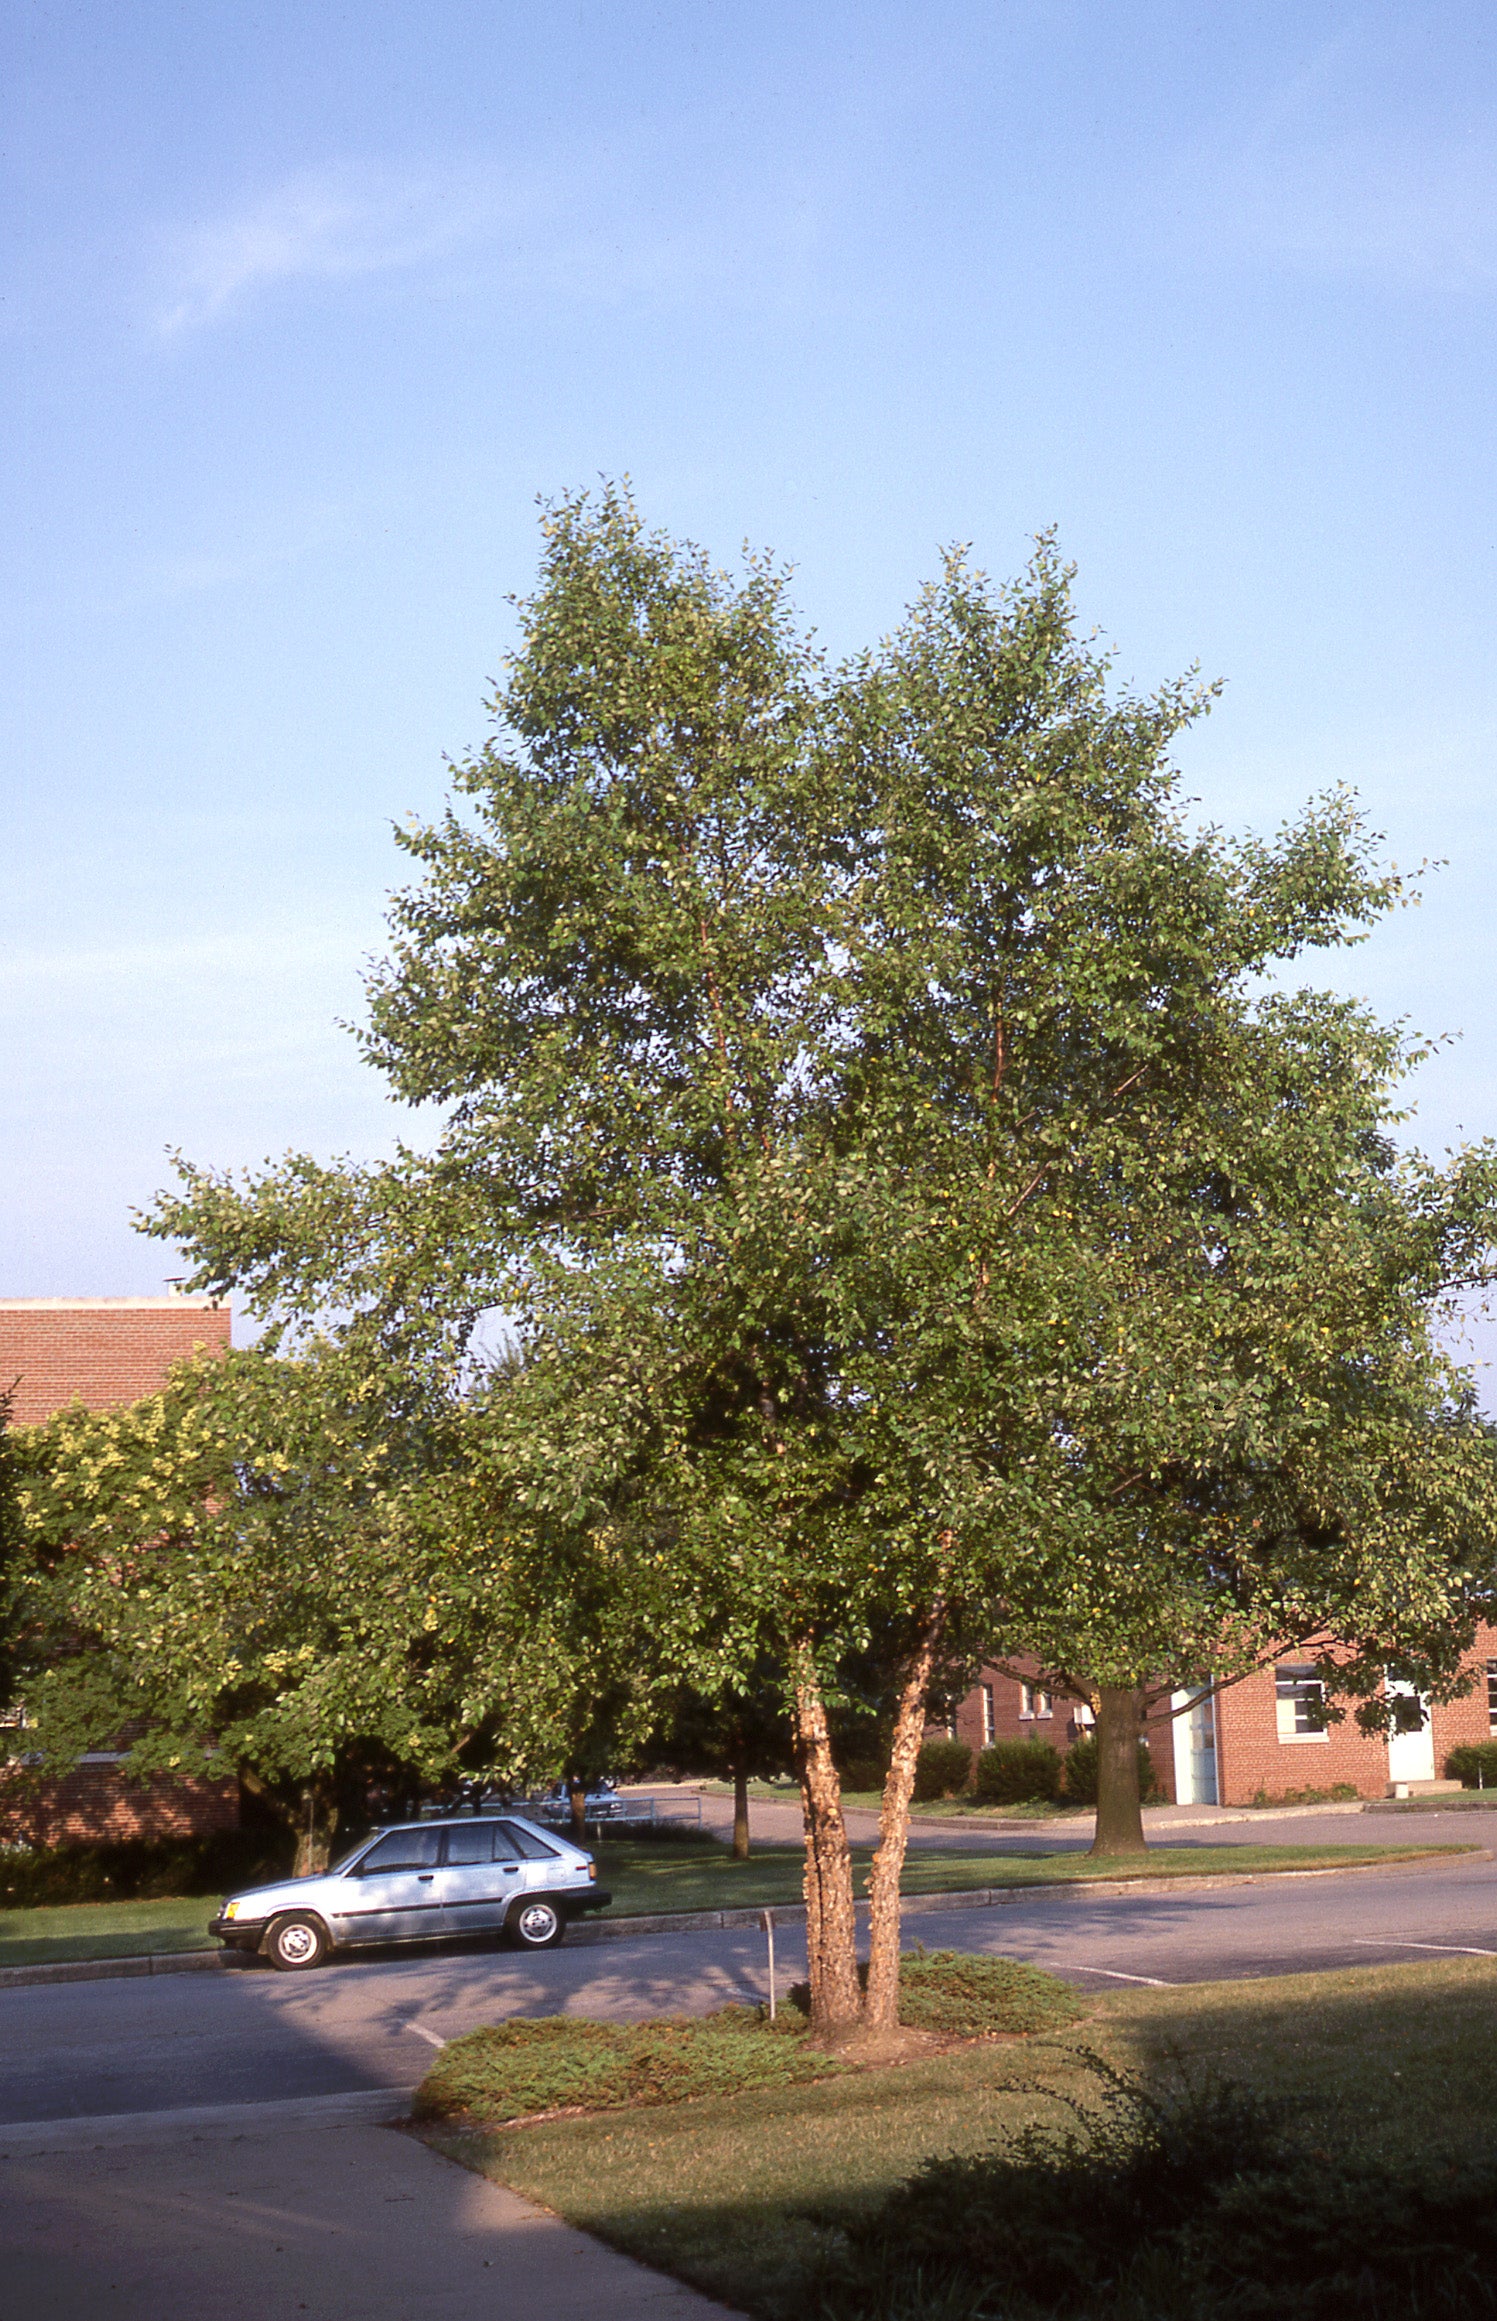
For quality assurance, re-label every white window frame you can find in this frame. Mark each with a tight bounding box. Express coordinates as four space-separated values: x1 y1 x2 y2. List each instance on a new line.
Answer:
1019 1683 1053 1721
980 1683 996 1745
1275 1662 1328 1743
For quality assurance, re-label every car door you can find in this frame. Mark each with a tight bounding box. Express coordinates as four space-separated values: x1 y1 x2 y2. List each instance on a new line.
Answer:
437 1820 526 1933
498 1818 572 1897
338 1825 445 1943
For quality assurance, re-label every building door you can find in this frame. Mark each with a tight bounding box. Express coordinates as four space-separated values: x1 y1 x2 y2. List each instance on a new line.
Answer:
1170 1690 1218 1805
1386 1679 1436 1785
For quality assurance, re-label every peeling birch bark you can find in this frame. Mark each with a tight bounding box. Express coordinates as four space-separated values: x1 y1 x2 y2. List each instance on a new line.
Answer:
792 1645 863 2035
864 1602 946 2030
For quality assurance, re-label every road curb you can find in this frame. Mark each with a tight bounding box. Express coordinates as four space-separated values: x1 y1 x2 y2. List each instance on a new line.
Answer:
3 1848 1477 1989
0 1946 229 1991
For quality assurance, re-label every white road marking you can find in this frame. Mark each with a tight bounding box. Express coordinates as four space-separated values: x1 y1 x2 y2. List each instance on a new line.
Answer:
1351 1939 1497 1958
404 2021 447 2047
1069 1965 1174 1986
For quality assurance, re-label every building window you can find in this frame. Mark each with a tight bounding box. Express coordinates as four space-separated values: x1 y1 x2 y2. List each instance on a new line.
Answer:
1020 1684 1053 1720
1275 1663 1327 1741
981 1684 996 1745
1487 1662 1497 1735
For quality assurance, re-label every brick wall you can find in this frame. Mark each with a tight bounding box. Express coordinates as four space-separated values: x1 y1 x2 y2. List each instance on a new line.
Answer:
1 1297 237 1849
951 1625 1497 1808
0 1761 239 1848
947 1661 1178 1800
0 1296 231 1425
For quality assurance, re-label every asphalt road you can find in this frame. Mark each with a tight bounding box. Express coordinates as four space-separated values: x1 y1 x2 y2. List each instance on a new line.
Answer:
5 1830 1497 2130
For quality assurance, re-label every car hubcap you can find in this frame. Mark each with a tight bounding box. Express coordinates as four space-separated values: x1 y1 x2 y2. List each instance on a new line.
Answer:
279 1924 316 1963
519 1905 556 1941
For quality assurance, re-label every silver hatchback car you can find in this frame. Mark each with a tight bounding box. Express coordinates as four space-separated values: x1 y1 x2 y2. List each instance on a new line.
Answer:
208 1813 611 1970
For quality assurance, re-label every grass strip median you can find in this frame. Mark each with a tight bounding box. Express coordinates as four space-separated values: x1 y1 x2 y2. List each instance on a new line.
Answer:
590 1834 1477 1918
0 1838 1475 1968
424 1953 1497 2320
0 1894 218 1969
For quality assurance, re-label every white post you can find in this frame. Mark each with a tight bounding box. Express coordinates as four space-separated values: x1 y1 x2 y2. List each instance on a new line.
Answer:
761 1908 776 2021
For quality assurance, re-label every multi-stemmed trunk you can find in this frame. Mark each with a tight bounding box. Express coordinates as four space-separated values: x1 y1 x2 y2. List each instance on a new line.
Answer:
792 1610 945 2041
1089 1684 1149 1858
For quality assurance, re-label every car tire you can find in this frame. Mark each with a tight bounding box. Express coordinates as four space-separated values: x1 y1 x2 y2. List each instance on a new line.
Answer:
507 1896 566 1950
265 1912 329 1971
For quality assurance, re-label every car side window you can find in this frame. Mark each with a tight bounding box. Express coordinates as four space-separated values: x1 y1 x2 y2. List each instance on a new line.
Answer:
500 1821 561 1861
358 1827 442 1873
443 1823 497 1867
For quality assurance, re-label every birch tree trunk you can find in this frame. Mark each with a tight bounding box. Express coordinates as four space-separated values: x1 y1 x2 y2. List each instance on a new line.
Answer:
1089 1684 1149 1858
792 1644 863 2037
864 1602 946 2029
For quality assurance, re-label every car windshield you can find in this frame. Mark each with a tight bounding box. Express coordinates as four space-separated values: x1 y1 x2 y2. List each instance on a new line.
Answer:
327 1839 374 1875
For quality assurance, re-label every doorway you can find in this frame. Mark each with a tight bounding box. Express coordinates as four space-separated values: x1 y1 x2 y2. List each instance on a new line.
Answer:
1170 1689 1218 1804
1385 1679 1435 1785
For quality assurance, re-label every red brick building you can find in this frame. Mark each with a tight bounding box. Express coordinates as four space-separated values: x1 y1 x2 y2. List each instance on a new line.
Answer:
954 1633 1497 1806
1 1297 241 1848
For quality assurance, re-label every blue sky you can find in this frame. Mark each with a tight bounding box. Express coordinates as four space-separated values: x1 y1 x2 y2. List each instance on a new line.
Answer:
7 2 1497 1374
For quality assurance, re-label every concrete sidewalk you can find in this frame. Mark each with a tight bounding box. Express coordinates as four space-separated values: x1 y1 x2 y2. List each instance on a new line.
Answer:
0 2095 731 2321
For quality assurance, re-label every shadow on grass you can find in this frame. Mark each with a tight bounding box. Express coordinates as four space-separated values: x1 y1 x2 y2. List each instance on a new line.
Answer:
438 1956 1497 2320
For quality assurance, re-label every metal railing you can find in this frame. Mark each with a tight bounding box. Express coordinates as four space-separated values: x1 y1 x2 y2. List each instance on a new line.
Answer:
533 1791 704 1835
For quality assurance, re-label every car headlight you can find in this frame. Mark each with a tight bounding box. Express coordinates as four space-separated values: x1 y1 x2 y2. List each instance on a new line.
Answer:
223 1900 239 1920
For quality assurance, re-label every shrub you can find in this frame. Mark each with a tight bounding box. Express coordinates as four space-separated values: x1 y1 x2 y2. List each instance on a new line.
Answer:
1061 1735 1159 1806
1249 1781 1361 1807
837 1757 887 1796
912 1741 972 1802
818 2052 1497 2320
1446 1742 1497 1790
0 1827 293 1908
413 2009 846 2124
973 1739 1063 1805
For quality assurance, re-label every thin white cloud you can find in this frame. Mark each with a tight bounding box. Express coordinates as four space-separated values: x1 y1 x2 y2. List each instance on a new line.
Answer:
156 161 518 334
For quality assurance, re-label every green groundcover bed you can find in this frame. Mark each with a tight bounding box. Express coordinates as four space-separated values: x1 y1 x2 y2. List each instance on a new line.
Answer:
413 1951 1085 2126
423 1954 1497 2321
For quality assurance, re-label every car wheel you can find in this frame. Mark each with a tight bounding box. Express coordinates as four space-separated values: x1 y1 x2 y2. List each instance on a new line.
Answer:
265 1912 329 1971
508 1897 566 1950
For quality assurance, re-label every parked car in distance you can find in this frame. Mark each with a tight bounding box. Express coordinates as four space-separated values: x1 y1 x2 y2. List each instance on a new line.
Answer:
208 1814 611 1971
535 1776 625 1825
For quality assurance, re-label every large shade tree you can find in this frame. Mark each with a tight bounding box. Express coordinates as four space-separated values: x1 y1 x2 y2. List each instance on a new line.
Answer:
148 490 1497 2032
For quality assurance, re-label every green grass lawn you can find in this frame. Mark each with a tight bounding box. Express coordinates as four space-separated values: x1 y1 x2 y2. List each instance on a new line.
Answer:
591 1833 1475 1917
0 1836 1472 1967
425 1953 1497 2319
0 1894 217 1968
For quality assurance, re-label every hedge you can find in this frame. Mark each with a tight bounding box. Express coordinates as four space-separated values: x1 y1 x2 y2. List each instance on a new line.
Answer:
1061 1735 1160 1806
973 1739 1063 1804
912 1740 973 1801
